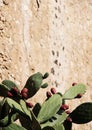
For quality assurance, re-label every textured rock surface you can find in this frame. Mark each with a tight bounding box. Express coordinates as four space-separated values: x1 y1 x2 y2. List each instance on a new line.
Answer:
0 0 92 129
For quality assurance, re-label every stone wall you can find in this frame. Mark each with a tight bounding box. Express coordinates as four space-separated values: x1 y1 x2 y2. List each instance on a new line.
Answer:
0 0 92 129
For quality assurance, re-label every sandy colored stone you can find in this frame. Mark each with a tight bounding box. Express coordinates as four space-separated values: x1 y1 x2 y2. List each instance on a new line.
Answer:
0 0 92 129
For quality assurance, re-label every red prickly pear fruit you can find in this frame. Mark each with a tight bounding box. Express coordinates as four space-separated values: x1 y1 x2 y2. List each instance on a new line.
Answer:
72 82 77 86
21 88 28 94
60 104 69 110
66 117 72 122
51 87 57 94
21 92 28 99
7 91 13 97
21 88 28 99
26 102 34 108
75 94 82 98
46 91 52 98
12 87 19 94
65 110 71 114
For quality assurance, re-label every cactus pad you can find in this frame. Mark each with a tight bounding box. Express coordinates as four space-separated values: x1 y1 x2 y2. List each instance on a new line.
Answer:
2 80 18 90
37 94 62 123
70 102 92 124
63 84 86 100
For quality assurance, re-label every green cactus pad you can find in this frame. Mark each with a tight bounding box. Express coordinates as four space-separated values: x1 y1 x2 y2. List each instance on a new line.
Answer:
70 102 92 124
37 94 62 123
24 72 47 98
0 84 10 97
19 115 32 130
42 124 64 130
43 73 49 79
63 120 72 130
41 112 67 129
0 99 10 119
20 100 32 120
2 123 26 130
31 111 41 130
2 80 18 90
54 112 68 124
0 114 9 127
0 112 18 127
6 98 28 118
63 84 86 100
32 103 41 117
42 126 55 130
41 83 48 88
53 123 65 130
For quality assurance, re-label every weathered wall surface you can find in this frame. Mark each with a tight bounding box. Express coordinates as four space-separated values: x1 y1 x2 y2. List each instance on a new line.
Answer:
0 0 92 129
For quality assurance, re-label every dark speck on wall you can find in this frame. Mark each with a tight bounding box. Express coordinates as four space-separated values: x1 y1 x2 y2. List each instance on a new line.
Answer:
57 51 59 57
55 0 58 3
54 59 58 65
55 80 58 87
55 14 58 18
51 67 55 75
59 63 61 66
62 46 65 51
52 50 55 56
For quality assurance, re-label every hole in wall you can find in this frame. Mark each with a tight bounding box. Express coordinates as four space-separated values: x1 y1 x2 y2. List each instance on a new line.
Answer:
52 50 55 56
51 67 55 75
55 0 58 3
54 59 58 65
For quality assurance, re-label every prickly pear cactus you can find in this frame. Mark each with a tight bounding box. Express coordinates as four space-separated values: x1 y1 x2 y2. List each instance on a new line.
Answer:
37 93 62 123
32 103 41 117
0 72 91 130
70 102 92 124
0 84 9 97
2 123 26 130
0 80 20 99
2 80 18 90
63 84 86 100
24 72 49 98
42 72 49 79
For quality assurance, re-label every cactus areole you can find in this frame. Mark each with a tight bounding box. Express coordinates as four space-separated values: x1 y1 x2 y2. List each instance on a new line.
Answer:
0 72 91 130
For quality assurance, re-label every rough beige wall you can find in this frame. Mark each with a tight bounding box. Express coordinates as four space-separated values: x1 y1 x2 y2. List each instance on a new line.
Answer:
0 0 92 129
48 1 92 129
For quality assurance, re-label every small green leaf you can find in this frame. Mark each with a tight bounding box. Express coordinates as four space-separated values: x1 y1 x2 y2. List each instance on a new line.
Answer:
37 94 62 123
70 102 92 124
63 84 86 99
2 123 26 130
